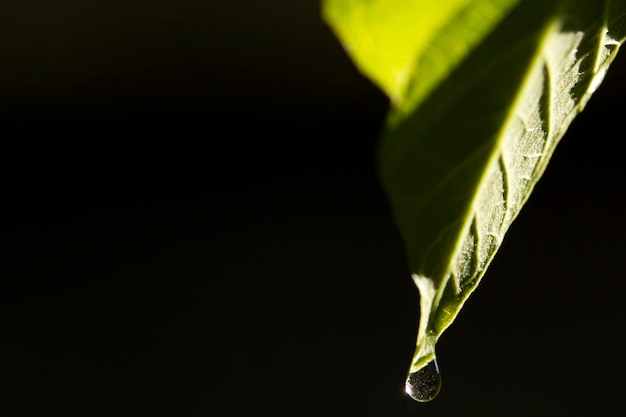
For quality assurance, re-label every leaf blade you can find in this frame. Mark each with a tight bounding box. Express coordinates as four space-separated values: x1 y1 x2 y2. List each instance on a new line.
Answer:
324 0 625 381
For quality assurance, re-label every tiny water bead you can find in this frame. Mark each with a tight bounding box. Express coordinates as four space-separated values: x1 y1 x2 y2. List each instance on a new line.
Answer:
405 359 442 402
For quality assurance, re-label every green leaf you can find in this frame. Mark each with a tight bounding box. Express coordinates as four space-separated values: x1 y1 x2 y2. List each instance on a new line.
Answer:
322 0 521 105
323 0 625 391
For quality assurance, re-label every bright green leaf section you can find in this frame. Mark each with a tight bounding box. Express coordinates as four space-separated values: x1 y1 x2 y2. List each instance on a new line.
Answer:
323 0 626 379
322 0 520 104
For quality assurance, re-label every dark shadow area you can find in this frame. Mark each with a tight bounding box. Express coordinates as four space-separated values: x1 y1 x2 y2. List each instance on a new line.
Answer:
1 2 625 416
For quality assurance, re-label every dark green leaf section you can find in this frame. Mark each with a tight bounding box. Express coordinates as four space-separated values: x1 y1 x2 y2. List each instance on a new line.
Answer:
377 0 625 371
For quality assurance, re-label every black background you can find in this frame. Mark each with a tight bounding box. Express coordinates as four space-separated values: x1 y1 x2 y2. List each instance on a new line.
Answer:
1 1 625 416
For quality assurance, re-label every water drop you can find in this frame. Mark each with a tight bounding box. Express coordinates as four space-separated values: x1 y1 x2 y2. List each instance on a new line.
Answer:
405 359 442 402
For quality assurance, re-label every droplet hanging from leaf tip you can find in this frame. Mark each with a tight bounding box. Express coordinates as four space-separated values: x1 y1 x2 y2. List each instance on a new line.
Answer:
405 358 442 402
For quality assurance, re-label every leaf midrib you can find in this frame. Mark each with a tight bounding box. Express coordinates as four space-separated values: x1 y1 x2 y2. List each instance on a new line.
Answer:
430 17 562 313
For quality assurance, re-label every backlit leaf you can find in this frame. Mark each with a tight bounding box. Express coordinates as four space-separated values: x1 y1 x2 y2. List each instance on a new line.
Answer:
323 0 626 393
